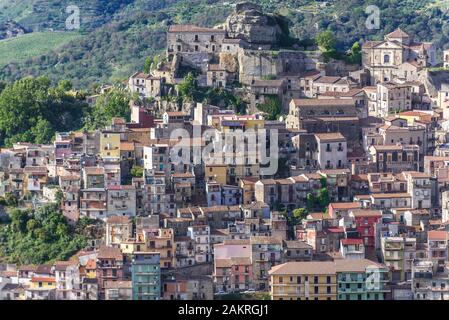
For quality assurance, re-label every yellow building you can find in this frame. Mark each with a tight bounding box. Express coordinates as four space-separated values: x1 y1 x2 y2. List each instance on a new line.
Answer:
220 117 265 133
133 228 175 269
120 240 146 255
100 131 121 158
239 178 257 204
205 164 227 185
397 111 437 125
29 277 57 290
269 262 337 300
84 259 97 279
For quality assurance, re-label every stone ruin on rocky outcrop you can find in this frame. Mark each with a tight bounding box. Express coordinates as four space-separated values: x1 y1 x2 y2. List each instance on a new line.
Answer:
225 2 284 48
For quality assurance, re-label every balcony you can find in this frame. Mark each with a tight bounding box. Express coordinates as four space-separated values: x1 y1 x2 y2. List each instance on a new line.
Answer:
341 275 365 283
111 194 130 200
413 182 431 188
384 244 403 250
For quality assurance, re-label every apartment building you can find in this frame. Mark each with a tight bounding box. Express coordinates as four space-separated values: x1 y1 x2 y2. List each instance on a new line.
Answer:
314 133 347 170
381 237 416 282
269 261 337 300
131 252 161 300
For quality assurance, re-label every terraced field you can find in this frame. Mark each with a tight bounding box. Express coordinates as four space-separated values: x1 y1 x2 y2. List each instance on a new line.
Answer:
0 31 83 67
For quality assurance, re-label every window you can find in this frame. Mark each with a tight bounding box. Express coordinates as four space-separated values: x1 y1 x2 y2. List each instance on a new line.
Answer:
384 55 390 63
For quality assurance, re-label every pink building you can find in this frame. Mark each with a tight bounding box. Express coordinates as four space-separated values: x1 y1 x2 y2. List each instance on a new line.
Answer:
96 246 124 299
213 240 253 293
54 140 73 162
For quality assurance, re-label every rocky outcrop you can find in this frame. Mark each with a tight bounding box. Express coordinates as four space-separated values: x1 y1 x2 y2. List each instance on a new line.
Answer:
0 21 28 40
225 2 283 47
219 52 238 73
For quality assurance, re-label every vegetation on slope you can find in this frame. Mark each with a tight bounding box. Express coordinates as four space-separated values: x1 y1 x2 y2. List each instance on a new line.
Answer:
0 0 447 88
0 77 89 146
0 76 134 147
0 31 83 67
0 203 89 265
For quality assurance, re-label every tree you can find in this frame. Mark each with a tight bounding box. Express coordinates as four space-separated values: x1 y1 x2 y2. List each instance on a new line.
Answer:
130 166 144 178
10 209 29 233
26 219 38 234
31 118 54 144
144 55 162 74
346 41 362 65
0 203 88 265
87 88 133 129
317 188 330 210
316 30 336 52
144 56 153 74
0 76 88 146
58 80 73 92
4 193 18 207
55 189 64 204
177 73 197 102
256 95 282 120
320 177 327 188
292 208 308 223
306 193 315 211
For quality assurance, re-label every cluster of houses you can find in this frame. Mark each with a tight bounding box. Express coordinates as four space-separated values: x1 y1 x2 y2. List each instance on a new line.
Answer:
2 2 449 300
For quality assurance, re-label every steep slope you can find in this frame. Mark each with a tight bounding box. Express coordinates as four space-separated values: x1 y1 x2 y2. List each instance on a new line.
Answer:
0 0 447 89
0 0 136 31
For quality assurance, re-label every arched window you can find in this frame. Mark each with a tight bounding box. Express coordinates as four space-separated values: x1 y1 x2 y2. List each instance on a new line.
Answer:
384 55 390 64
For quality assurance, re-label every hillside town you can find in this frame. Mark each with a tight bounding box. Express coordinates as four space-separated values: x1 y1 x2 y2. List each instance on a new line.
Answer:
2 2 449 301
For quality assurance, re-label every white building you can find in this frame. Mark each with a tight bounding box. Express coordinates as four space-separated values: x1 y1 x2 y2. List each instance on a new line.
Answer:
314 133 347 169
187 225 211 264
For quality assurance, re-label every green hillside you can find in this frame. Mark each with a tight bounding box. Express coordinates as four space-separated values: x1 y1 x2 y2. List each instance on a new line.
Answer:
0 0 447 89
0 32 83 67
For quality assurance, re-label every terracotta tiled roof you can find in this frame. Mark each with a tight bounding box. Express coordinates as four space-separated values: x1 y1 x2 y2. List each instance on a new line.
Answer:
23 166 47 174
387 28 410 38
107 216 131 224
341 238 363 245
428 230 448 241
168 24 226 33
291 98 355 107
120 142 135 151
97 246 123 260
315 132 345 142
350 209 382 217
31 277 56 283
84 167 104 175
314 76 341 84
329 202 361 210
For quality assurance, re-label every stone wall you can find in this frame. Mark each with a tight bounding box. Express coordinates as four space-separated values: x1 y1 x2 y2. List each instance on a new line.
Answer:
238 49 309 84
